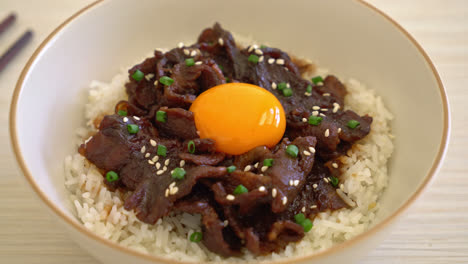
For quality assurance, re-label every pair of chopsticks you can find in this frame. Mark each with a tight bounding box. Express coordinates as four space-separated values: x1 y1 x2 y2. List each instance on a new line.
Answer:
0 13 33 73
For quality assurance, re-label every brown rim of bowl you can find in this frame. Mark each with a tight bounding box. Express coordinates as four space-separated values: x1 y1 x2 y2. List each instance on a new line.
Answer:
9 0 450 263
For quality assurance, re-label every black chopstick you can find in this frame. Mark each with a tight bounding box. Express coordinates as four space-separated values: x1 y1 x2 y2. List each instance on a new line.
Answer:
0 13 16 37
0 30 33 73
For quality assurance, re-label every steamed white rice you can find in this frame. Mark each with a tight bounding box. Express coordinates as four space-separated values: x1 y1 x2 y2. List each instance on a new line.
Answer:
64 41 393 262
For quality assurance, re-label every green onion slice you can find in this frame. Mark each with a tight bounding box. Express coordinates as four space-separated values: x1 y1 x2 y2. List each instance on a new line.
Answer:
227 165 236 173
248 54 259 64
311 76 323 84
286 145 299 158
171 168 186 180
157 144 167 157
159 76 174 86
308 116 323 126
347 120 360 129
233 184 248 195
190 232 203 242
131 70 144 81
156 110 167 123
127 124 139 134
263 159 274 167
187 140 196 154
117 110 127 116
105 171 119 182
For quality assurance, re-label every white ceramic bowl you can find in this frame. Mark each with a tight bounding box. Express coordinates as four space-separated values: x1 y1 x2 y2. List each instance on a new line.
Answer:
10 0 449 263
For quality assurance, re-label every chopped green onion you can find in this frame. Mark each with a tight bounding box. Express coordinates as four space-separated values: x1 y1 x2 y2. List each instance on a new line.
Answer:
277 82 287 91
294 213 306 224
171 167 186 180
117 110 127 116
260 44 267 49
157 144 167 157
311 76 323 84
306 85 312 93
227 165 236 173
330 176 339 187
156 110 167 123
248 54 259 64
263 159 274 167
159 76 174 86
190 232 203 242
233 184 248 195
131 70 144 81
185 58 195 67
218 65 224 71
347 120 360 129
286 145 299 158
225 77 230 83
308 116 323 126
187 140 196 154
105 171 119 182
301 219 313 232
282 88 293 97
127 124 139 134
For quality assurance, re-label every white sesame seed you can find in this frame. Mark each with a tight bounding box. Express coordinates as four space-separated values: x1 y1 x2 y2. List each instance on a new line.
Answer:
332 162 338 168
170 186 179 195
324 178 329 183
140 146 146 153
309 147 316 153
293 180 300 186
268 58 275 64
284 67 289 71
272 82 277 89
133 116 140 120
286 83 291 88
156 162 161 169
195 61 202 65
282 196 288 205
312 106 320 110
255 49 263 55
170 169 174 174
301 207 306 213
248 45 255 53
272 188 277 198
312 111 319 116
165 189 169 197
320 113 326 117
218 38 224 46
152 156 159 163
276 59 285 65
325 129 330 137
154 80 158 86
253 162 258 168
169 182 176 188
310 205 317 209
302 118 307 123
259 174 264 176
150 139 157 146
244 165 252 172
123 117 128 122
163 166 167 171
333 102 340 113
317 81 324 86
180 160 185 167
321 108 328 112
340 183 345 190
303 150 311 156
258 56 264 62
304 92 312 97
178 42 184 48
289 180 294 186
190 50 197 57
145 153 150 158
148 160 155 165
313 184 318 189
261 166 268 172
157 170 164 175
338 128 342 133
145 73 154 81
183 49 190 56
259 186 266 192
323 93 330 96
226 194 235 201
165 159 170 166
223 220 229 227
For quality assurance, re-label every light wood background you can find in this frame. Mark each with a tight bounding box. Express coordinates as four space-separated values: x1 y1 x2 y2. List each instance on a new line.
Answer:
0 0 466 263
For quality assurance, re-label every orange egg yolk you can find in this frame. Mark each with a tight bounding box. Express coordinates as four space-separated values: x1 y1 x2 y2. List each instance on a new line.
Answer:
189 83 286 155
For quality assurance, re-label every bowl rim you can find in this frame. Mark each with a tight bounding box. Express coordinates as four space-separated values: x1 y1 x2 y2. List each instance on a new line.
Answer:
9 0 450 263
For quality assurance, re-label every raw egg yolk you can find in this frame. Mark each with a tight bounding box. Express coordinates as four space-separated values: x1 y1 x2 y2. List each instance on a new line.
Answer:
189 83 286 155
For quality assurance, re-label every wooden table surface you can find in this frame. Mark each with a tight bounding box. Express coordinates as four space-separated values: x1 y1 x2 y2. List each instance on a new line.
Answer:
1 0 467 263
